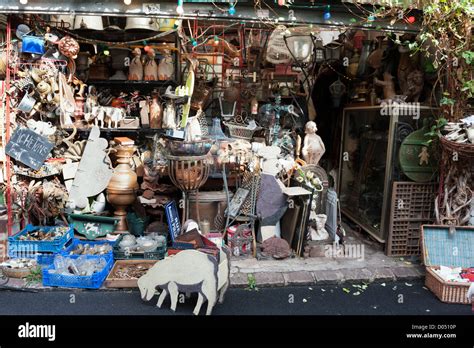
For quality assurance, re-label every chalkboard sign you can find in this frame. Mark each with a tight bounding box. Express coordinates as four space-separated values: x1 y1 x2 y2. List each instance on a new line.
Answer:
165 201 181 242
5 128 54 170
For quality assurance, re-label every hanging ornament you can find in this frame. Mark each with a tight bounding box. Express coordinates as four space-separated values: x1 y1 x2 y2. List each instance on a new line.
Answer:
323 5 331 20
176 0 184 15
228 2 236 16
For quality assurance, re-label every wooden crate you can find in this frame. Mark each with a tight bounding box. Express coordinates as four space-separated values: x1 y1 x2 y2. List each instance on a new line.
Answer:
421 225 474 304
386 182 437 256
104 260 158 288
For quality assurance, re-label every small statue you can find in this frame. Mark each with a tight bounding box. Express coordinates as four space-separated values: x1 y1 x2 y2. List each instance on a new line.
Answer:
405 70 424 102
418 146 430 166
128 48 144 80
149 94 162 129
374 71 396 101
158 49 174 81
302 121 325 165
144 47 158 81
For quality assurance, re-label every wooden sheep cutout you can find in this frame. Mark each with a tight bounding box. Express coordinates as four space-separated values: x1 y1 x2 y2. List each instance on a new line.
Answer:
138 247 230 315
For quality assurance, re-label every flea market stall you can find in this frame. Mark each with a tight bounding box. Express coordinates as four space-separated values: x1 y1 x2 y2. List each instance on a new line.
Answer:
0 0 472 308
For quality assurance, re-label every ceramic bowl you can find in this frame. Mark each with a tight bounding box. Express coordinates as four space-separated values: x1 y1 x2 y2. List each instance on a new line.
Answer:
136 237 158 252
167 138 212 156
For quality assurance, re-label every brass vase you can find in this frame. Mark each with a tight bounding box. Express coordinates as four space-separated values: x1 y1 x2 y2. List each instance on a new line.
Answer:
107 145 139 232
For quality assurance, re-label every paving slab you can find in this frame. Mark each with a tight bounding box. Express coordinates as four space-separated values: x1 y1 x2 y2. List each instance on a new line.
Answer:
254 272 285 287
282 271 314 285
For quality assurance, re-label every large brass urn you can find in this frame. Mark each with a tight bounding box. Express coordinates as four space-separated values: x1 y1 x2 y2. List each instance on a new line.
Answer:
107 145 139 232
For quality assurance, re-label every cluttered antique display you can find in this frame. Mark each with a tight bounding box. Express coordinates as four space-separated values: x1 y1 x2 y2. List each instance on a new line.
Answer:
0 0 473 313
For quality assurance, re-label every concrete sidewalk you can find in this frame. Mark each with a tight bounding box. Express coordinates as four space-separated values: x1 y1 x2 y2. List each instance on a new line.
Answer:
229 223 425 287
1 223 425 291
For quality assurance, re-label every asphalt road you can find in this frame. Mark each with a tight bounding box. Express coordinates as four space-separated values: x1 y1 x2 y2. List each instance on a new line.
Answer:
0 280 471 315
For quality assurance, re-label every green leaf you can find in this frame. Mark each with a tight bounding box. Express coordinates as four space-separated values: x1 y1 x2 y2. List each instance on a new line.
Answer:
461 51 474 65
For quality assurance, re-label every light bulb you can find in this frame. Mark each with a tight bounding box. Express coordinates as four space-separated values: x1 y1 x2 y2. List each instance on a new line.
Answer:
123 0 132 5
368 15 375 22
213 35 219 46
228 5 236 16
20 0 28 4
176 0 184 15
323 6 331 20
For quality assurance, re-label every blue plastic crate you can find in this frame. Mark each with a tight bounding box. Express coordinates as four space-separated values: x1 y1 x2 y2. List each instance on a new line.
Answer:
60 238 116 258
8 224 74 255
8 238 74 266
42 254 113 289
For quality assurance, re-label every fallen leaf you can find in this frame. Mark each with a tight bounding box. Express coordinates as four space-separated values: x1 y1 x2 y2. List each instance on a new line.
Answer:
392 286 397 290
404 262 412 265
321 289 326 292
405 282 413 287
303 298 307 303
381 283 386 287
361 285 368 290
343 288 351 293
373 306 377 309
308 287 313 291
353 291 361 296
422 287 428 291
352 284 361 288
426 309 430 312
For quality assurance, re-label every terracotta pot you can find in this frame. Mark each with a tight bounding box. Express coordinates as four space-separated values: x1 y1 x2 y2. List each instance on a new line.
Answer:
107 145 139 232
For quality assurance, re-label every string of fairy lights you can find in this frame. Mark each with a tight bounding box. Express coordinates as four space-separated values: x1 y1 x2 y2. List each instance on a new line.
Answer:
14 0 419 64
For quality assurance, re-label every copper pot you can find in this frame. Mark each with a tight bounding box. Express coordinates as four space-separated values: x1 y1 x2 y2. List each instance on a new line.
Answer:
107 145 139 232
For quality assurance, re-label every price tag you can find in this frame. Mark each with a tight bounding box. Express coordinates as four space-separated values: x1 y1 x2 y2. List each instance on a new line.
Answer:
143 3 161 14
256 9 270 18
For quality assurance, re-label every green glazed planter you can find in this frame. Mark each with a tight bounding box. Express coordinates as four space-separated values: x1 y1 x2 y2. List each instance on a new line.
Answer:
68 214 119 240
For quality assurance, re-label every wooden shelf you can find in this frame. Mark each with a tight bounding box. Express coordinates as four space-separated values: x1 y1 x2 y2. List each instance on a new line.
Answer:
87 80 178 88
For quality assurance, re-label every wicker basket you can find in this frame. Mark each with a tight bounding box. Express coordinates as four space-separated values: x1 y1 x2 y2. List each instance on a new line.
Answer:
439 135 474 159
224 122 261 141
2 266 35 279
421 225 474 304
425 266 471 304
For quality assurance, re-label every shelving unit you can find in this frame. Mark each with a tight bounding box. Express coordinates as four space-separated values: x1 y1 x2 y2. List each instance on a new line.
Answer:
87 80 178 88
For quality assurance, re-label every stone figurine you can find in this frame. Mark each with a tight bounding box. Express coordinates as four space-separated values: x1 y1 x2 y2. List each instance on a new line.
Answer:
374 72 396 101
128 47 144 81
418 146 430 166
405 70 424 102
158 49 174 81
138 247 230 315
302 121 325 166
144 47 158 81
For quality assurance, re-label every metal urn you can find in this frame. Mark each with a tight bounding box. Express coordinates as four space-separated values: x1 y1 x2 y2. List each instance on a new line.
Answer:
107 145 139 232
